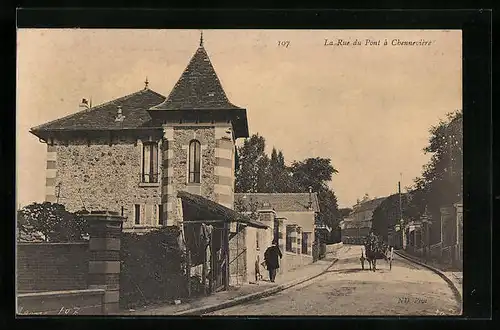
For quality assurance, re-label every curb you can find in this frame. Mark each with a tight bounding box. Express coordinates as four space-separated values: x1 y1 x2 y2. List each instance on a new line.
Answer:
394 250 462 313
174 258 339 316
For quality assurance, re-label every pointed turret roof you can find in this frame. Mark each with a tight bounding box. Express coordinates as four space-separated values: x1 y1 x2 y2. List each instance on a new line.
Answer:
150 43 243 111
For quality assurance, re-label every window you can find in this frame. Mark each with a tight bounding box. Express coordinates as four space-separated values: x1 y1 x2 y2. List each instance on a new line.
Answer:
142 142 158 183
158 204 164 226
134 204 141 225
188 140 201 183
302 232 308 254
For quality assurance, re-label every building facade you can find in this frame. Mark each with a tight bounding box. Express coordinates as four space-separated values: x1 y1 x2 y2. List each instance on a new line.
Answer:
30 35 318 287
340 196 386 244
234 193 320 280
31 36 248 234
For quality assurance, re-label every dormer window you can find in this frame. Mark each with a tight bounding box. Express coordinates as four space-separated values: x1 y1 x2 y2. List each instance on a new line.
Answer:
142 142 158 183
188 140 201 183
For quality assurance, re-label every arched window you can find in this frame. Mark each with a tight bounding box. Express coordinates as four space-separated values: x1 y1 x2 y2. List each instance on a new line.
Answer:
188 140 201 183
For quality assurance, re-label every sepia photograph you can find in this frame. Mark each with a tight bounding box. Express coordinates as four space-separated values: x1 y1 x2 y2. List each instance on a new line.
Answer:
16 28 464 316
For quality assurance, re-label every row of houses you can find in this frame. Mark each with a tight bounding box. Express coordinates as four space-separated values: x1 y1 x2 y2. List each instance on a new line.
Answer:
339 194 463 269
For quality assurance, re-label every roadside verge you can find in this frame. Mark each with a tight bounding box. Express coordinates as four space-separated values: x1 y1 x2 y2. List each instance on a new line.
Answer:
394 250 462 313
174 258 339 316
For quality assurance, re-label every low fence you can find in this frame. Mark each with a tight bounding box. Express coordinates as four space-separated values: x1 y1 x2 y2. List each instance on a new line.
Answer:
405 241 462 270
17 289 105 315
17 242 89 293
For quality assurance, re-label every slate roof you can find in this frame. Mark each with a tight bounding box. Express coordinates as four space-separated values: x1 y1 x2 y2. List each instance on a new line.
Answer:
351 197 387 214
234 193 321 213
177 191 267 229
30 89 166 139
150 45 243 111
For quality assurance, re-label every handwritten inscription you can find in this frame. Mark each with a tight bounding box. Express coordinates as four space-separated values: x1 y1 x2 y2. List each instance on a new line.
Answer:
18 305 81 315
278 41 290 48
324 38 434 47
398 296 428 304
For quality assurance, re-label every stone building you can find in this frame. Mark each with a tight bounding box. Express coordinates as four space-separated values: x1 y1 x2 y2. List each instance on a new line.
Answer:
340 196 386 244
29 34 315 288
30 35 248 233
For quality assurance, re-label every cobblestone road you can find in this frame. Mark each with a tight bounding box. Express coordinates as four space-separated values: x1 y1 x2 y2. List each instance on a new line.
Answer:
206 245 461 316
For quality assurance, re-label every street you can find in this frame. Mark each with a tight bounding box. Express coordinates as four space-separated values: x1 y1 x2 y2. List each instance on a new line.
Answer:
206 245 461 316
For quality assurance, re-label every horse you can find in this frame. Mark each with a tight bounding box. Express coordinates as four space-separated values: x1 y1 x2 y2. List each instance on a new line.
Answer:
362 242 393 271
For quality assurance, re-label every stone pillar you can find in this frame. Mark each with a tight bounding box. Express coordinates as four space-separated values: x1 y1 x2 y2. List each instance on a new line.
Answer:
296 226 302 255
45 144 57 203
214 129 235 210
288 225 298 253
454 202 463 266
162 126 176 226
84 211 126 315
306 232 313 255
258 209 276 249
276 217 287 274
454 203 463 245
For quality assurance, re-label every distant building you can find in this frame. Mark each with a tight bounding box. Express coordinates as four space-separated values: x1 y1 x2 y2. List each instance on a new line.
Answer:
340 196 386 244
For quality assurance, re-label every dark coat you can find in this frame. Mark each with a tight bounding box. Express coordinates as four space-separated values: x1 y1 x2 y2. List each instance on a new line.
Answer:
264 245 283 269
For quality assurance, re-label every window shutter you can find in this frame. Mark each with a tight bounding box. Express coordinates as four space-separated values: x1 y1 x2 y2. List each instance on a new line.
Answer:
143 144 151 182
152 143 158 182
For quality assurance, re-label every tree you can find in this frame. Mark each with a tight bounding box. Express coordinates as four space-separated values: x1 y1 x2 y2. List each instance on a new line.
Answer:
234 136 342 229
371 193 412 240
290 157 340 228
234 197 260 221
267 148 297 193
339 208 353 220
409 110 463 221
235 134 270 193
290 157 338 192
17 202 89 242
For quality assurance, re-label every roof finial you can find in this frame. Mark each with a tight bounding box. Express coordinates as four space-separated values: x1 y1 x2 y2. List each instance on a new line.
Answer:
200 30 204 47
144 76 149 90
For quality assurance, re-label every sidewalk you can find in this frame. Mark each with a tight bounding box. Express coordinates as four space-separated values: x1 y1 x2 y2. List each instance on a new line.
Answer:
122 255 337 316
396 249 463 298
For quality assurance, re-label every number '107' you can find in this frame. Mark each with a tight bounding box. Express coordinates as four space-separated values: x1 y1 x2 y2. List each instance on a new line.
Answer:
278 41 290 48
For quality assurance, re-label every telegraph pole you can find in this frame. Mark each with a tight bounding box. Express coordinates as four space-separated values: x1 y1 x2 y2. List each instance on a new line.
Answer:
399 173 405 250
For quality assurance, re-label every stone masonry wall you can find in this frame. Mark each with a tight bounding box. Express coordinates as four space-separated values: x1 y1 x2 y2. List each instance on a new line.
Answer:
165 126 216 224
51 136 162 230
229 225 247 286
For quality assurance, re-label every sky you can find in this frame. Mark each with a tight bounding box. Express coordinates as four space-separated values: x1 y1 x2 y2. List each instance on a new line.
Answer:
16 29 462 209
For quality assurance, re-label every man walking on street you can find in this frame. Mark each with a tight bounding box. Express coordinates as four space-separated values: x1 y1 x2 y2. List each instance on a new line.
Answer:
264 240 283 282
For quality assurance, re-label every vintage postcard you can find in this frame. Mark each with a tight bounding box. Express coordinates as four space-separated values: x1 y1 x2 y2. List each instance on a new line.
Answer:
16 29 463 316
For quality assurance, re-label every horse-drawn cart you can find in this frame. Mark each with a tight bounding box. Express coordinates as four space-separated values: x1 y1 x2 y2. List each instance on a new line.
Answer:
360 238 393 271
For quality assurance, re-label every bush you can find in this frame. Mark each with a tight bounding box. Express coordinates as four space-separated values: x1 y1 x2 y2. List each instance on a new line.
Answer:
120 227 188 309
17 202 89 242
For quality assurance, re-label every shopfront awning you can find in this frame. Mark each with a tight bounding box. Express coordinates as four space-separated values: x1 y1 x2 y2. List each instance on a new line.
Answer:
177 191 268 229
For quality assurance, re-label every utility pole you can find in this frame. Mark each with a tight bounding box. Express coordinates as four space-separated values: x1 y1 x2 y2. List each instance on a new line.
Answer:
399 173 406 250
